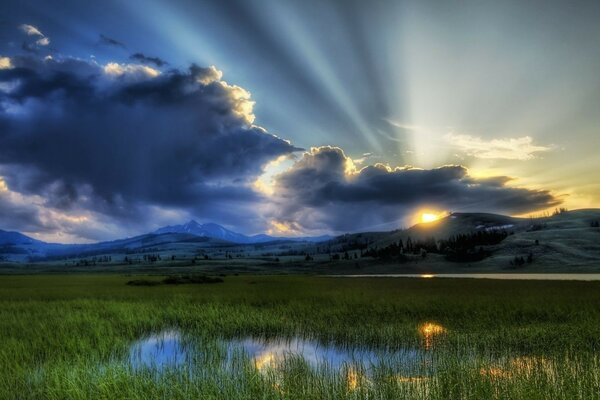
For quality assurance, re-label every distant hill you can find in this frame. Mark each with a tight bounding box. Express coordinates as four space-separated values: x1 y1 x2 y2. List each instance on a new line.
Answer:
0 230 43 246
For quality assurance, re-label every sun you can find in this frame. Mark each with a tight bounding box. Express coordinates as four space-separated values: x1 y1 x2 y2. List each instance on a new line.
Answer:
417 210 448 224
421 213 439 223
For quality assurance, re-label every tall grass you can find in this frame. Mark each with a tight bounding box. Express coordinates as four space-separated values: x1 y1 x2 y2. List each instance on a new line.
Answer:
0 275 599 399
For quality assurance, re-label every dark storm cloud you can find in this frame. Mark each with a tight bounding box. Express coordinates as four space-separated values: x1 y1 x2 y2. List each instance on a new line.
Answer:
130 52 168 67
0 55 298 229
99 34 126 48
270 147 560 232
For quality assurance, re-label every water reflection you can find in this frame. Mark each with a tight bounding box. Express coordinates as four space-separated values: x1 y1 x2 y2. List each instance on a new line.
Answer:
128 330 432 378
227 336 429 375
480 356 556 380
345 366 361 391
126 329 559 390
419 322 446 350
129 330 188 370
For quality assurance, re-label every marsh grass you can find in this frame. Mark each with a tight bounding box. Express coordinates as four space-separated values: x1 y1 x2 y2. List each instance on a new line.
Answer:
0 275 599 399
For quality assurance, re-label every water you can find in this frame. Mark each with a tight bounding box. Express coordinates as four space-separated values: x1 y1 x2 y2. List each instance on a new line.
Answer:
126 328 561 387
335 273 600 281
227 337 429 374
129 330 189 370
128 330 435 376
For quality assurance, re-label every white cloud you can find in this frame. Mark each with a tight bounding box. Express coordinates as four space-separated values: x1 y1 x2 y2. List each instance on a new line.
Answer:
20 24 44 37
103 62 161 78
36 37 50 46
195 65 223 85
19 24 51 50
445 133 552 160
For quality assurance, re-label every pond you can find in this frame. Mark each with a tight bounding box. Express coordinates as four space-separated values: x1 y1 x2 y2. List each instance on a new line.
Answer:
129 330 189 370
128 328 442 377
125 325 564 390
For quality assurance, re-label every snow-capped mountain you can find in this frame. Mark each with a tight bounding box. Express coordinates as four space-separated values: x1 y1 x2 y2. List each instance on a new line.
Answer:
154 221 254 243
153 220 331 244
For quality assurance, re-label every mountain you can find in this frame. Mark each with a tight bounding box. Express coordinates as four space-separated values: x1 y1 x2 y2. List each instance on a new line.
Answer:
153 220 332 244
154 221 252 243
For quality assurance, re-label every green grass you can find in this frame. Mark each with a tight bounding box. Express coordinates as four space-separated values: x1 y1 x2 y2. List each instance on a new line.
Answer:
0 275 599 399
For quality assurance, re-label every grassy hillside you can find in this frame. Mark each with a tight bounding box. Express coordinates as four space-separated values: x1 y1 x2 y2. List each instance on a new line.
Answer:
321 209 600 272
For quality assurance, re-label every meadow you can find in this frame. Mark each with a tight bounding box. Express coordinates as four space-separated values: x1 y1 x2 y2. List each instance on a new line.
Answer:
0 274 599 399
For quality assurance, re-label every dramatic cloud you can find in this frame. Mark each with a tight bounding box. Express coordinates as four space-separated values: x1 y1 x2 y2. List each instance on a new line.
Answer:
0 178 147 243
268 146 560 232
99 34 126 48
0 55 298 240
0 179 46 233
130 53 168 67
446 133 552 160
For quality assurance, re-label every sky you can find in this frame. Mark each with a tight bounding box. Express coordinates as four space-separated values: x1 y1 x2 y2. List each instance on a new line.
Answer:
0 0 599 243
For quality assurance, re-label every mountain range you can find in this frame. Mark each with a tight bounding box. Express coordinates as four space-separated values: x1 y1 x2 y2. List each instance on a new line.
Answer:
2 210 600 270
0 221 332 262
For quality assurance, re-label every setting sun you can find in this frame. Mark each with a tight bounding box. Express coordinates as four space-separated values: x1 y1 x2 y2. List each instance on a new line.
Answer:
421 213 439 223
419 211 446 224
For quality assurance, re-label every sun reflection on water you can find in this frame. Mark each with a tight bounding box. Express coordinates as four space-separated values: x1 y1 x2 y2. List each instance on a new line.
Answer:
419 322 446 349
345 366 368 391
254 351 278 371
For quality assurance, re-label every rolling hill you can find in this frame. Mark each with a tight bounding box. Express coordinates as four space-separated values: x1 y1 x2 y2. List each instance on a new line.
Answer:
323 209 600 271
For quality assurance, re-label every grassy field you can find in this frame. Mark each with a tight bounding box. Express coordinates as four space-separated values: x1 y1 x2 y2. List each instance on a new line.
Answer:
0 275 599 399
